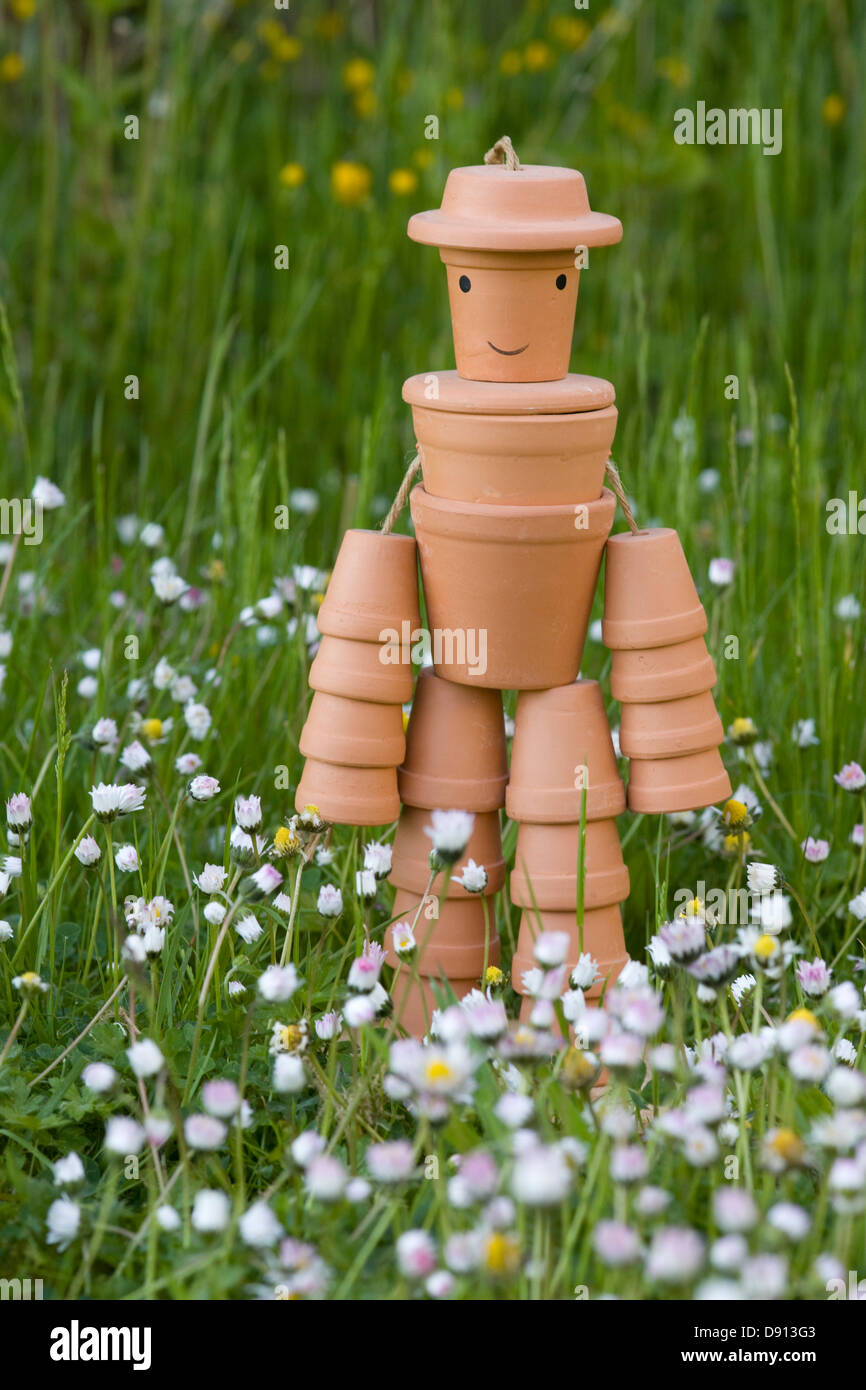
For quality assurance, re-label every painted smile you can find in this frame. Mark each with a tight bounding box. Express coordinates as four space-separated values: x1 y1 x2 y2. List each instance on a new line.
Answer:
488 341 529 356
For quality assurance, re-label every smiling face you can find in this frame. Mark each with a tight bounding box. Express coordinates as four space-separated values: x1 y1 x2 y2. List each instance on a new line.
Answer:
443 251 580 383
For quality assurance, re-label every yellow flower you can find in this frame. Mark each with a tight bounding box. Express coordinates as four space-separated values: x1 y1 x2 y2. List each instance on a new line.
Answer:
401 708 411 732
206 558 226 583
766 1127 804 1166
729 716 759 746
753 933 779 964
141 718 163 743
279 162 306 188
723 831 751 856
0 53 25 83
395 67 414 96
231 39 253 64
314 12 345 40
259 59 280 83
389 168 418 196
274 825 302 857
484 965 504 988
723 798 749 828
483 1231 521 1277
524 40 554 72
424 1058 453 1085
657 56 691 89
787 1006 819 1030
444 87 464 110
560 1045 600 1090
353 87 378 119
331 161 372 205
342 57 375 91
257 18 283 45
272 35 302 63
10 0 37 18
822 93 845 126
412 147 434 170
499 49 522 76
548 15 589 49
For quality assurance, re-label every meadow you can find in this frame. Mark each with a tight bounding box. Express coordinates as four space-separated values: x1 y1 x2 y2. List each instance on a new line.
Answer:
0 0 865 1301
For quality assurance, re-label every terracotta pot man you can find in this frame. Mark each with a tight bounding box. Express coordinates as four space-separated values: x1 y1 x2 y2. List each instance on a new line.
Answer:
296 140 731 1035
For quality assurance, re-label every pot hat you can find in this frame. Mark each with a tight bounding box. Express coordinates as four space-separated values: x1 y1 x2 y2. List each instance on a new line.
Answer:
408 162 622 253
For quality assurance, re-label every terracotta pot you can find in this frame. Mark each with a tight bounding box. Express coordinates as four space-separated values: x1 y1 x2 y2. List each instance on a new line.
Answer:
510 820 629 910
407 163 621 384
410 486 615 690
316 529 421 643
295 758 400 827
309 634 413 705
619 691 724 760
410 400 617 506
611 636 716 704
512 904 627 1000
603 528 707 650
398 668 508 810
299 691 405 768
402 369 616 416
507 680 625 823
390 972 482 1037
627 747 732 815
386 887 499 978
390 805 505 897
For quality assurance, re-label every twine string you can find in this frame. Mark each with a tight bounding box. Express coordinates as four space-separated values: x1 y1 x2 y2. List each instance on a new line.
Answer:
604 459 640 534
380 453 422 534
484 135 521 170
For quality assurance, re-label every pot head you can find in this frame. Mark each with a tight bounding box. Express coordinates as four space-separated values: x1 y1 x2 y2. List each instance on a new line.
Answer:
408 162 621 383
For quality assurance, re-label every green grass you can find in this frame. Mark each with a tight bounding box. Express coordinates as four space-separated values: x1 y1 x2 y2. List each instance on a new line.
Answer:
0 0 865 1300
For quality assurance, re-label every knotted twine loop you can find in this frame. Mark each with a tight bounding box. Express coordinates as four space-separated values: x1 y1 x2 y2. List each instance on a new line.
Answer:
380 453 422 534
484 135 521 170
604 459 641 534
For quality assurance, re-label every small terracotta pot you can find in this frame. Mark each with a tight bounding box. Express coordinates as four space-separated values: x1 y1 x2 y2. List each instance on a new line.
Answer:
512 904 627 1000
390 972 482 1037
507 680 625 823
295 758 400 827
309 634 413 705
402 369 616 416
299 691 406 768
611 636 716 704
410 486 615 690
407 163 621 384
627 747 732 815
603 528 707 650
390 805 505 897
398 668 508 810
386 887 499 978
442 248 581 383
411 400 617 506
619 691 724 760
510 820 629 910
316 530 421 643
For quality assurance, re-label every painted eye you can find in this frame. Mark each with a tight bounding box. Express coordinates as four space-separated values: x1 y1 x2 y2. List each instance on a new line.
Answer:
556 273 567 290
458 275 471 293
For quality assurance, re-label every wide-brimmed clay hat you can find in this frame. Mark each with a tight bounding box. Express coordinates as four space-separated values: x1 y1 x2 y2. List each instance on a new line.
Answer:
407 163 622 252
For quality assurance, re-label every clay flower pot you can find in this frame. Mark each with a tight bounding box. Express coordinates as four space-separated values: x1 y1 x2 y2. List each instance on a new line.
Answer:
295 758 400 827
309 634 413 705
386 888 499 978
410 486 615 689
619 690 724 760
510 820 629 910
299 692 406 767
409 396 618 505
391 972 481 1037
512 904 627 1000
611 636 716 704
603 528 707 650
398 668 508 810
390 805 505 897
507 680 625 823
316 529 421 643
408 163 621 384
627 747 732 815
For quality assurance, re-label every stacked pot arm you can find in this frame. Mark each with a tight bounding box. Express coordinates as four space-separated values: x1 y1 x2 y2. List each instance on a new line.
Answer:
602 527 732 814
295 530 420 827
